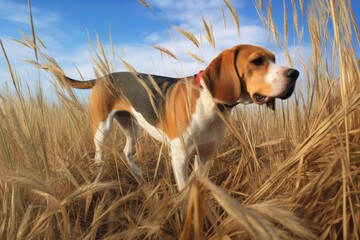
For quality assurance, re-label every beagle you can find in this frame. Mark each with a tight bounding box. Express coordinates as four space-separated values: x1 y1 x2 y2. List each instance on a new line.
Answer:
58 44 299 191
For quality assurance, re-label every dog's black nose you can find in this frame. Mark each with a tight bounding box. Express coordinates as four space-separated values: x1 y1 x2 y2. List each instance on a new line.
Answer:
285 69 299 81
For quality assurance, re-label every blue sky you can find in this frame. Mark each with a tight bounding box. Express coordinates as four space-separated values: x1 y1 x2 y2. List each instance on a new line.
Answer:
0 0 359 100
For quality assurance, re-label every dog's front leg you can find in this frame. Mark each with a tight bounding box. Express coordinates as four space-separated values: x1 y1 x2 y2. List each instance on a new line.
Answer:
170 141 189 192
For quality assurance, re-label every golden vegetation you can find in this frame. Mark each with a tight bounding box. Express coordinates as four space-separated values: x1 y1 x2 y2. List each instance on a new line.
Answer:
0 0 359 239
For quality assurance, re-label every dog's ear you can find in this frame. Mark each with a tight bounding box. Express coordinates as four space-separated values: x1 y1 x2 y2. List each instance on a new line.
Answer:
266 99 275 110
202 47 241 104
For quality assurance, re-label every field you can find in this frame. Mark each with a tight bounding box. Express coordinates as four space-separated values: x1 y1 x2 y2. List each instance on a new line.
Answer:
0 0 359 239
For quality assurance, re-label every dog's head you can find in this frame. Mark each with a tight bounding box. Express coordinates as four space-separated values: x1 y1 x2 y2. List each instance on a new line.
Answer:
202 44 299 110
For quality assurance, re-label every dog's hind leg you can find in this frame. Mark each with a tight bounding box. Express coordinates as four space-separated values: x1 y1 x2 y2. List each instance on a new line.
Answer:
93 110 117 164
114 111 141 177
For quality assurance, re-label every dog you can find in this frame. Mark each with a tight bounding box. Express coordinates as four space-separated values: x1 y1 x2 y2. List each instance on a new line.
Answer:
56 44 299 191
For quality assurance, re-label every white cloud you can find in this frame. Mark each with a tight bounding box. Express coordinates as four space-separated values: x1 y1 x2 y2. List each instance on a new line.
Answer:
0 36 39 85
0 0 59 28
144 32 162 43
0 0 30 25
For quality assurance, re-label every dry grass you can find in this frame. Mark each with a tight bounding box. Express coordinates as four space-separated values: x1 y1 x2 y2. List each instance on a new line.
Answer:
0 0 359 239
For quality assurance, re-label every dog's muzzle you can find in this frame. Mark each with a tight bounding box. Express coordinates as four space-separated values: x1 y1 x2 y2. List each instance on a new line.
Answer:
280 68 299 99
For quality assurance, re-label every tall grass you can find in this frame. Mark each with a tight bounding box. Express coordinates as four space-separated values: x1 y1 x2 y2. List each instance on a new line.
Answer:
0 0 359 239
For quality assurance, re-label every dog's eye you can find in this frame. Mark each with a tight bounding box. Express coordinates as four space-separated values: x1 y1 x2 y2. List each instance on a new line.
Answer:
251 57 264 66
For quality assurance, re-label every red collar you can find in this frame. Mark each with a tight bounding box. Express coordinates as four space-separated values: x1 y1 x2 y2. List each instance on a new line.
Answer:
195 70 204 88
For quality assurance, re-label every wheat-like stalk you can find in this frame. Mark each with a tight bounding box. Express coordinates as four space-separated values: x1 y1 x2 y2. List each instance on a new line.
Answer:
202 17 216 49
0 0 359 239
283 0 288 47
138 0 152 10
185 50 205 63
174 27 200 48
154 45 179 60
223 0 240 40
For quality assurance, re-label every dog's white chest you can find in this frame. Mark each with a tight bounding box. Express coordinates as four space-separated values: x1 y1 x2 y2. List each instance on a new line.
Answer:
182 90 228 154
130 108 169 143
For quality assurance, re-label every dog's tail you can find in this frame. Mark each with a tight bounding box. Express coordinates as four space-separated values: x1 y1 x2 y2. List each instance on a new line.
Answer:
38 64 96 89
62 76 96 89
39 64 96 89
